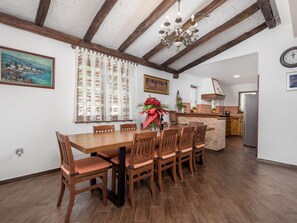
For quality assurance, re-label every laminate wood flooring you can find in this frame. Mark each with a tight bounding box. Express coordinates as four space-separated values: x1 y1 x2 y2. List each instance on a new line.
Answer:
1 137 297 223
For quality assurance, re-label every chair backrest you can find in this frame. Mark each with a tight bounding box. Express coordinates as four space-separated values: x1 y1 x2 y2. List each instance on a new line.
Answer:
189 121 204 126
178 126 195 151
93 125 115 133
193 125 207 146
56 132 76 175
120 123 137 131
169 111 177 124
129 131 157 167
157 128 179 157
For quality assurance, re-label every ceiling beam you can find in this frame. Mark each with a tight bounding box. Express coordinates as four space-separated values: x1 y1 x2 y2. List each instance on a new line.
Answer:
118 0 176 52
0 12 178 74
257 0 276 28
35 0 51 26
178 22 267 73
142 0 227 60
162 3 260 67
83 0 118 42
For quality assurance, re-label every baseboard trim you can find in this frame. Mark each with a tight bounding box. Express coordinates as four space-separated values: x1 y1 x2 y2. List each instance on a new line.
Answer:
257 158 297 169
0 168 60 185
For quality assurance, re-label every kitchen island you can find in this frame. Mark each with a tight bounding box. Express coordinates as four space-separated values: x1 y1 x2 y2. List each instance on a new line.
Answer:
177 113 226 151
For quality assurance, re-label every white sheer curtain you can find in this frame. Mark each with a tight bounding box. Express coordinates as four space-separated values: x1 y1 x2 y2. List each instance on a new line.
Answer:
76 47 136 122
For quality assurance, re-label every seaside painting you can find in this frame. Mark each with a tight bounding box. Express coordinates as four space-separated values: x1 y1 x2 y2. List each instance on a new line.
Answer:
0 46 55 89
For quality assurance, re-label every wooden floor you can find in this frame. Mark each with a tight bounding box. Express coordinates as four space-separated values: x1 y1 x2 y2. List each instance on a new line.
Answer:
1 137 297 223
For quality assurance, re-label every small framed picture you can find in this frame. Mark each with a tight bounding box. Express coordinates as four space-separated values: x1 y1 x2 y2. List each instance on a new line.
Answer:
286 72 297 91
144 74 169 95
212 78 224 95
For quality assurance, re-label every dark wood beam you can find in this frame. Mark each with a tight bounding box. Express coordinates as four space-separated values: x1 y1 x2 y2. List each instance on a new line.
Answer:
178 22 267 73
162 3 260 67
0 12 178 74
142 0 227 60
257 0 276 28
118 0 176 52
35 0 51 26
83 0 118 42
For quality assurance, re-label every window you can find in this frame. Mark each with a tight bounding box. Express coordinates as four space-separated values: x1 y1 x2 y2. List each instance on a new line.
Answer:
75 48 136 122
190 85 198 108
238 91 257 112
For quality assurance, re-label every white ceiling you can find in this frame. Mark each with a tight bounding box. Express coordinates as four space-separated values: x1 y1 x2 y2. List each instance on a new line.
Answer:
0 0 271 73
185 53 258 86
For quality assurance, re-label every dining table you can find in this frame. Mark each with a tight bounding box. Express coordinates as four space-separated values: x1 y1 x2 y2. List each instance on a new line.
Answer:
68 124 214 207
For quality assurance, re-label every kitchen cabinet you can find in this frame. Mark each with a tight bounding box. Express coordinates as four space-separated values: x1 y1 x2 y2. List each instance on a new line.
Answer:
226 117 243 136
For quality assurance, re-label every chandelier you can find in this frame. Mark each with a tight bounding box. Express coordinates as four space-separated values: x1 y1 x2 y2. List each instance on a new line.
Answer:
159 0 199 52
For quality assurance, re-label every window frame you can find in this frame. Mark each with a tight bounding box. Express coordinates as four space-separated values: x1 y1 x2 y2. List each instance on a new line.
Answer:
238 90 257 113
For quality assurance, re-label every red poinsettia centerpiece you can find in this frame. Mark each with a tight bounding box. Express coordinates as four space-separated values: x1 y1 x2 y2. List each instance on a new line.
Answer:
140 96 168 129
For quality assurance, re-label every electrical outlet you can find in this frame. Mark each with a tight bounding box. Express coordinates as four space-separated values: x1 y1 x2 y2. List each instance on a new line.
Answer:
15 148 24 157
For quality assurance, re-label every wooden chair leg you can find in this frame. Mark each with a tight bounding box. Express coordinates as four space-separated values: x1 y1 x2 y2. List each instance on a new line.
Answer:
157 162 163 192
172 159 177 185
129 170 135 208
111 165 117 193
177 156 184 181
189 153 194 175
102 173 107 206
150 167 155 197
57 176 65 207
201 149 205 165
193 151 198 174
65 188 75 223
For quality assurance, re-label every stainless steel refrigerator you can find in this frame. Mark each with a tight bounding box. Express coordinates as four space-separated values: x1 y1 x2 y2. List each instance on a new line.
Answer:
243 94 258 147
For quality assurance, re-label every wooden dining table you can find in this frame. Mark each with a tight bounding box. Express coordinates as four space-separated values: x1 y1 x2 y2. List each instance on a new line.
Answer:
68 124 214 207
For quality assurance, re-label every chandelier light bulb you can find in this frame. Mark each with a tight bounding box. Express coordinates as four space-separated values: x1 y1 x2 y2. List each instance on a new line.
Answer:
166 15 170 21
191 14 195 21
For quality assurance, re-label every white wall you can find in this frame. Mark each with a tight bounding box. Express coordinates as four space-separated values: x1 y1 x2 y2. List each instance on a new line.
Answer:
0 24 205 180
198 0 297 165
224 83 257 106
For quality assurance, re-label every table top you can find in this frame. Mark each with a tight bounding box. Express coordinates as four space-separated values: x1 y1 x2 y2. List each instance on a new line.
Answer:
69 125 214 154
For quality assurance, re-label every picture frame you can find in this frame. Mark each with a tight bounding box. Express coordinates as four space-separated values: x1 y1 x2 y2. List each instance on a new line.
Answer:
212 78 224 95
286 72 297 91
144 74 169 95
0 46 55 89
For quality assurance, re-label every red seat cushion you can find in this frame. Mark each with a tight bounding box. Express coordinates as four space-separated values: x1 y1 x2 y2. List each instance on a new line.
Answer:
98 149 118 159
111 154 153 169
75 157 111 175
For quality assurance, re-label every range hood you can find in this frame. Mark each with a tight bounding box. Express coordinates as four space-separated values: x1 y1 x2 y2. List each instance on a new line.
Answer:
201 94 225 100
201 78 225 100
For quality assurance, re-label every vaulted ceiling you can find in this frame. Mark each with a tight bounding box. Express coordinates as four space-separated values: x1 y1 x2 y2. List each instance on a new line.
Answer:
0 0 276 78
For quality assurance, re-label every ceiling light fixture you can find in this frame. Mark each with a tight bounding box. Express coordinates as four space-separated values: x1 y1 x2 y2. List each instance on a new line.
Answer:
234 75 240 78
159 0 199 52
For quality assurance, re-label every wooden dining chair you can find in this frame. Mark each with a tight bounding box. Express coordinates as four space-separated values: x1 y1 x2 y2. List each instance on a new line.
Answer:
189 121 204 126
154 128 179 191
193 125 207 172
56 132 111 223
93 125 118 160
169 111 177 124
176 126 195 181
111 131 157 208
120 123 137 131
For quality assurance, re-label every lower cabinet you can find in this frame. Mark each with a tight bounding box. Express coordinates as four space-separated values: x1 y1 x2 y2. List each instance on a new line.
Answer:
226 117 243 136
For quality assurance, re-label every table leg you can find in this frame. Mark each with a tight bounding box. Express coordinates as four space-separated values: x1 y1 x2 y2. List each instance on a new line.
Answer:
107 146 126 207
90 152 98 186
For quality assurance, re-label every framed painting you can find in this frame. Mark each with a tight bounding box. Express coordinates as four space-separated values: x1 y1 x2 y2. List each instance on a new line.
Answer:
212 78 224 95
286 72 297 91
144 74 169 95
0 46 55 89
